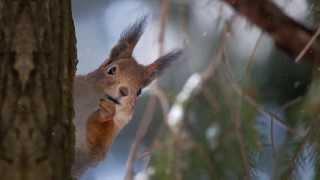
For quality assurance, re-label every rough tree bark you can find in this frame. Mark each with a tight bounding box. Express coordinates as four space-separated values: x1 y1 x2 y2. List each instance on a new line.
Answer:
0 1 76 180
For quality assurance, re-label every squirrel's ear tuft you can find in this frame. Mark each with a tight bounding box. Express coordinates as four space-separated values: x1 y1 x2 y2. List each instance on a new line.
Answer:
109 16 148 60
143 49 183 86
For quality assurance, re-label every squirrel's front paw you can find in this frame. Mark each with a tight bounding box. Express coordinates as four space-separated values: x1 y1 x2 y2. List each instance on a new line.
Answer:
98 98 116 121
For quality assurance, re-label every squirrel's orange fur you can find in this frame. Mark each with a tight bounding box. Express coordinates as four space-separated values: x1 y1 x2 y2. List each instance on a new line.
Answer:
86 99 117 162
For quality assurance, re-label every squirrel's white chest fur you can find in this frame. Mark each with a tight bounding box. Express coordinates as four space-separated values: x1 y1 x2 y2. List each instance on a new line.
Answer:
114 106 133 129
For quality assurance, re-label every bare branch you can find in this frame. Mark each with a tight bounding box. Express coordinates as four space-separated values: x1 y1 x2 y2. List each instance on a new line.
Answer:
222 0 320 63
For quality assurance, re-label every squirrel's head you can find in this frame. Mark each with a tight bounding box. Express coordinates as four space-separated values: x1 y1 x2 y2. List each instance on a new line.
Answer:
89 17 182 128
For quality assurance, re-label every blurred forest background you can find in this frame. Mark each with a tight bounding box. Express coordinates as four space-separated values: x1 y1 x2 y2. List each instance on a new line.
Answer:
72 0 320 179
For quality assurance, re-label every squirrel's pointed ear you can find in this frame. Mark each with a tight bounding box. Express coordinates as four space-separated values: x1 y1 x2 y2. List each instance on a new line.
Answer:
143 49 183 86
109 16 147 60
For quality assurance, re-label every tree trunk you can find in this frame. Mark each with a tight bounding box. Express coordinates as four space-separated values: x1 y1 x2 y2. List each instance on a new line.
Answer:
0 1 76 180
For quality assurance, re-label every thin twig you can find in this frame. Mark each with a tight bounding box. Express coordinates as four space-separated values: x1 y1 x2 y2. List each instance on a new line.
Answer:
124 0 171 179
222 46 251 179
222 46 297 135
152 85 180 136
135 86 176 173
124 96 158 180
200 23 231 83
158 0 171 56
194 143 218 178
285 131 310 178
245 32 264 80
152 86 170 119
281 96 303 110
201 87 221 113
233 95 251 180
295 25 320 63
270 116 276 156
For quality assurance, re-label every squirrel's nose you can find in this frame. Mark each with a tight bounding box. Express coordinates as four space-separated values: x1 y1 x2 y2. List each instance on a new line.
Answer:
119 86 129 97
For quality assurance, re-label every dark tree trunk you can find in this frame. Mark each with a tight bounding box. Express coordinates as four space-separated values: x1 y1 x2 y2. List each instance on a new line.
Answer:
0 1 76 179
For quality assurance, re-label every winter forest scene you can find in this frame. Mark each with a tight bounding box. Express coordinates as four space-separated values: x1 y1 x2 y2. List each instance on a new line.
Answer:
0 0 320 180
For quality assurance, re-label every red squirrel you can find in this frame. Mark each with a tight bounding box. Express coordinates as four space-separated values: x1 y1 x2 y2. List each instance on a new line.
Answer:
72 18 182 177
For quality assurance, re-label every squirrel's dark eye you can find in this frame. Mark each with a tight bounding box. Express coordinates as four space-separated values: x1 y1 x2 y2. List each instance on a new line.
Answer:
137 89 142 96
107 66 117 75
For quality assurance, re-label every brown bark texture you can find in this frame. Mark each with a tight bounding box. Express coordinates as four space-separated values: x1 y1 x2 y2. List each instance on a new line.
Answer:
0 0 76 180
223 0 320 64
